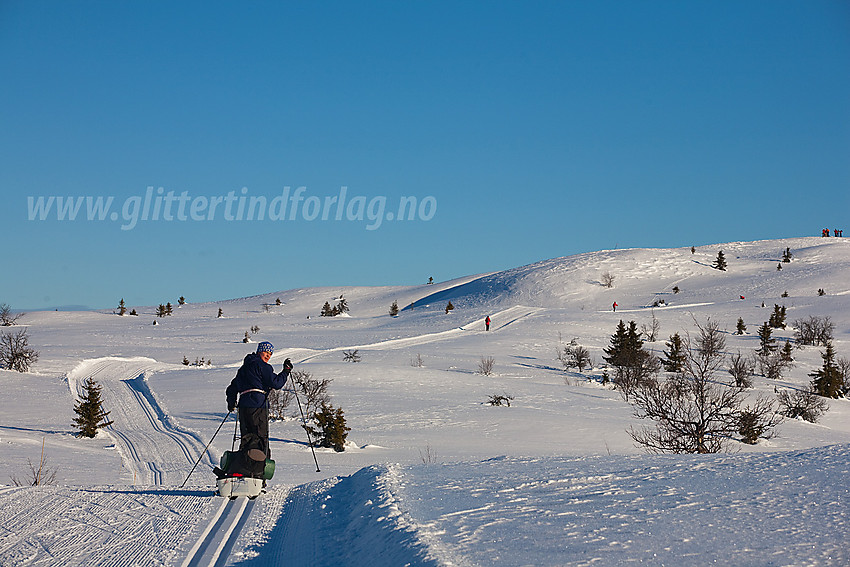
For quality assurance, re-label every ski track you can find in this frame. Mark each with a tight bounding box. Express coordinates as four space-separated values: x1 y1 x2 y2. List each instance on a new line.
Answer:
58 357 258 565
181 496 256 567
67 357 213 486
295 305 541 364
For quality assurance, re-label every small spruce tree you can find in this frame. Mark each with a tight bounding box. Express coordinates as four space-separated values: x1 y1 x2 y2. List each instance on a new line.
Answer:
661 333 686 373
72 378 114 438
117 299 126 316
389 300 399 317
782 247 792 263
756 322 776 356
780 340 794 364
713 250 727 271
768 305 787 329
810 342 843 399
310 402 351 452
736 317 746 335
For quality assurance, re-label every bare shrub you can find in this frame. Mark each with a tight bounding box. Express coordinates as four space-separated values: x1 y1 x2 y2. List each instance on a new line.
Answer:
557 344 592 372
640 311 660 342
410 353 424 368
728 351 755 388
291 370 332 419
10 438 56 486
419 444 438 465
628 318 778 453
793 315 834 347
601 271 615 288
777 389 829 423
0 328 39 372
757 351 792 381
342 349 361 363
0 303 24 326
487 393 514 406
478 356 495 376
268 387 294 421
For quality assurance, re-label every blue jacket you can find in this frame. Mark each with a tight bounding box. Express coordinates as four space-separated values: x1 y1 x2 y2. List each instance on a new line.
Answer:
226 353 290 409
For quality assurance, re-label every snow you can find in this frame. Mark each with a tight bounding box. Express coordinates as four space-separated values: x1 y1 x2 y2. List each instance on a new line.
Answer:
1 236 849 565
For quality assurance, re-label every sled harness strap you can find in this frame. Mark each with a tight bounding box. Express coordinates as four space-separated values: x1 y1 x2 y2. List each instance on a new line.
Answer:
240 388 266 396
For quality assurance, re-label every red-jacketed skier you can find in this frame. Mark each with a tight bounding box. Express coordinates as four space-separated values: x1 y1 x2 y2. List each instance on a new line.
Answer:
485 316 491 331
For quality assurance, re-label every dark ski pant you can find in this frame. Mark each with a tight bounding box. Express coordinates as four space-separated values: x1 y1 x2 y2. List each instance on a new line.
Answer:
238 405 270 460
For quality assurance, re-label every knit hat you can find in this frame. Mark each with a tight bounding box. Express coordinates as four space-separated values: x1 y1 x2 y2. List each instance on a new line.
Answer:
257 341 274 354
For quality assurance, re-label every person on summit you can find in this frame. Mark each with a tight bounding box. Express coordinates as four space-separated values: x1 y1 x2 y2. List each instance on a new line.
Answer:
226 341 292 465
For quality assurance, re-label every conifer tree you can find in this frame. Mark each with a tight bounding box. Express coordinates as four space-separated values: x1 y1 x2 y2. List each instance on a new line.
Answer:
157 304 167 317
782 247 792 263
310 402 351 452
117 298 126 316
756 322 776 356
713 250 727 271
165 302 173 315
769 305 787 329
810 342 843 399
736 317 746 335
661 333 686 373
72 378 114 438
389 300 399 317
336 297 349 314
321 302 334 317
178 296 186 306
780 340 794 364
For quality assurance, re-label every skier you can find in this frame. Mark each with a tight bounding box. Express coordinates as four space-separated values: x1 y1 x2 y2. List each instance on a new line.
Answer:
225 341 292 472
485 316 491 331
612 302 618 312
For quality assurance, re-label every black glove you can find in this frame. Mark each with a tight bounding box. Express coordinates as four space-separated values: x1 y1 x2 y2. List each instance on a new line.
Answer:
228 404 235 412
283 358 293 372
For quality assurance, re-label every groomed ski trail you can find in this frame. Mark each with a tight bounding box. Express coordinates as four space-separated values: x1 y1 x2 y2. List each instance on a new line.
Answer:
291 305 542 364
181 496 257 567
67 357 213 486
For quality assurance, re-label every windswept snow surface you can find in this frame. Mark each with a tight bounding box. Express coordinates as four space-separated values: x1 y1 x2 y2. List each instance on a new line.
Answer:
1 237 849 565
235 446 850 566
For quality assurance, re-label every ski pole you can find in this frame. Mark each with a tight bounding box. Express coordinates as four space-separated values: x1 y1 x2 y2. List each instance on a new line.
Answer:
180 410 232 488
291 383 321 473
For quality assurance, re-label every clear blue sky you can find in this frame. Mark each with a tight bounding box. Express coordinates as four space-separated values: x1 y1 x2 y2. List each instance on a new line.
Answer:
2 1 848 310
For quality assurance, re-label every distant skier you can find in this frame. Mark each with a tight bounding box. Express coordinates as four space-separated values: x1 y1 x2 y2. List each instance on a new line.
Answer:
612 302 618 312
485 316 491 331
226 342 292 469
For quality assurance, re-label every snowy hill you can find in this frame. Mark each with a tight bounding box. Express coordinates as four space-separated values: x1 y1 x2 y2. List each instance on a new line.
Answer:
1 237 848 565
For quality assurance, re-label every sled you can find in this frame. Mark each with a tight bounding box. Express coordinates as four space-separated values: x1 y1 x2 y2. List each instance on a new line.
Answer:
216 474 265 499
215 450 275 499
